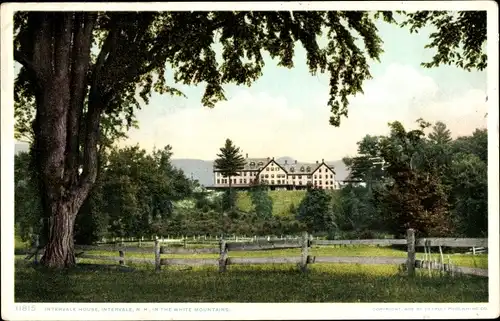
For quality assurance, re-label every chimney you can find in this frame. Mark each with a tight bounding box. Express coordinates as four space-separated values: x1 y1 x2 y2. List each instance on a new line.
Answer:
322 158 324 163
316 160 318 164
295 160 297 164
267 157 270 161
285 160 288 165
246 153 248 158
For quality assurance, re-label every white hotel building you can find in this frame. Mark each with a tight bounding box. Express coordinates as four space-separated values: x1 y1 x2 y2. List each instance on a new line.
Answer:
212 154 341 190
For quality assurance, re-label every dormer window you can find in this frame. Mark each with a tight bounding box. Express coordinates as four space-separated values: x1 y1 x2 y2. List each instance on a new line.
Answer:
258 162 263 166
306 166 311 172
300 166 305 172
290 167 295 172
250 162 255 167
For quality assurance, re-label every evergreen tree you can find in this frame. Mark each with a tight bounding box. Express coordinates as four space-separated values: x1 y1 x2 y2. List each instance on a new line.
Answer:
213 139 246 211
429 121 452 145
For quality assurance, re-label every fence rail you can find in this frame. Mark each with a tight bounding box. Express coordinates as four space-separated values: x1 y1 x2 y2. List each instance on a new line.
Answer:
24 229 488 278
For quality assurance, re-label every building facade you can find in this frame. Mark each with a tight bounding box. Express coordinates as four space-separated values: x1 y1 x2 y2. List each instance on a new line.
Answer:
213 154 341 190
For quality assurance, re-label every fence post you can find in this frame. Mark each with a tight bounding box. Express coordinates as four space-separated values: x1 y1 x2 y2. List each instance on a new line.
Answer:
300 231 309 273
154 239 161 272
119 250 124 265
219 238 228 273
406 228 416 277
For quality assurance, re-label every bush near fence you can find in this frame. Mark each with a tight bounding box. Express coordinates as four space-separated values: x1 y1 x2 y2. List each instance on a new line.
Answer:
24 229 488 277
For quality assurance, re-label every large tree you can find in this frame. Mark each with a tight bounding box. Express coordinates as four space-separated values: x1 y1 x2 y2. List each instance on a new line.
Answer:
374 120 452 237
213 138 246 211
13 10 393 267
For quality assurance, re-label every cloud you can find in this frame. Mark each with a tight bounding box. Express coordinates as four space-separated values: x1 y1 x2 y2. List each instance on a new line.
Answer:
124 63 487 161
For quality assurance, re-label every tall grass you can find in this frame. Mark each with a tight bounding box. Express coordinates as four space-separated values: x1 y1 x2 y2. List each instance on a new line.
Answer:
14 244 488 303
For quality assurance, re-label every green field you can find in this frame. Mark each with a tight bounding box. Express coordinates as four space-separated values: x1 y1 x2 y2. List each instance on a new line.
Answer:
15 244 488 303
236 190 307 216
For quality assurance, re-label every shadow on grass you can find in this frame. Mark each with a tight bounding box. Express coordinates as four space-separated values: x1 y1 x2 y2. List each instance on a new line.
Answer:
14 261 488 303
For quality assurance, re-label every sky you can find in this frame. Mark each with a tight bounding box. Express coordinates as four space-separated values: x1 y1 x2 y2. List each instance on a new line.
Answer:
120 14 487 162
13 13 488 163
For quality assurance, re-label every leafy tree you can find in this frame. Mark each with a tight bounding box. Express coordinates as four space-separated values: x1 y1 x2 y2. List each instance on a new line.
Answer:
400 11 487 71
451 128 487 163
334 185 378 233
14 10 393 267
448 152 488 237
249 183 273 219
343 135 385 188
374 120 452 237
14 151 42 242
296 186 334 233
214 139 246 211
99 145 192 238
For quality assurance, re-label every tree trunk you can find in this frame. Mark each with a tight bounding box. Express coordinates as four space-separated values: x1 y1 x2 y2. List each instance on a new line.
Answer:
18 12 98 269
40 201 78 267
228 176 233 211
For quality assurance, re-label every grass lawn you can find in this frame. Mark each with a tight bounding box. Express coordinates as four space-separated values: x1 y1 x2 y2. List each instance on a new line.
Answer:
14 245 488 303
236 190 307 217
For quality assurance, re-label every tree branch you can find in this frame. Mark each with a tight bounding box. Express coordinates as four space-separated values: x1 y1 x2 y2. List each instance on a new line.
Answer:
65 13 97 189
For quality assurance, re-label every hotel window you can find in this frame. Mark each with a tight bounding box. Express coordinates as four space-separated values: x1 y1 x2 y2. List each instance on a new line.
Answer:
300 166 305 172
239 179 242 184
266 167 269 171
265 174 269 178
306 166 311 172
314 175 317 179
299 181 302 185
217 179 220 184
331 181 334 185
271 174 274 178
271 180 275 184
326 181 329 185
319 169 322 173
244 179 247 184
290 167 295 172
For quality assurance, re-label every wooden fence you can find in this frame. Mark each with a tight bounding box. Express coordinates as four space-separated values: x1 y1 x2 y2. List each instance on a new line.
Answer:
26 229 488 277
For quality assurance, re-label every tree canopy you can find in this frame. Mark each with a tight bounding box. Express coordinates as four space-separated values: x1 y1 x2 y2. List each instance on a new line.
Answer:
12 10 489 267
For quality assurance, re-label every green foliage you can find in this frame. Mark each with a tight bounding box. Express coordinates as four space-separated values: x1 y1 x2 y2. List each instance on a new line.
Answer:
400 11 487 71
214 139 246 180
343 135 385 187
249 184 273 219
333 185 379 232
296 187 334 233
236 190 306 217
14 151 42 242
341 119 487 239
373 121 452 237
429 121 452 145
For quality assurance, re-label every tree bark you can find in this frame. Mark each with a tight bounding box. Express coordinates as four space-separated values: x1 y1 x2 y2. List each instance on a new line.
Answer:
40 201 78 267
22 12 98 269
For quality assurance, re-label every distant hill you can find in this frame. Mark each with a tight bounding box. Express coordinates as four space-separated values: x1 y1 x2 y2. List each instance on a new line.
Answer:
15 142 349 186
170 159 214 187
